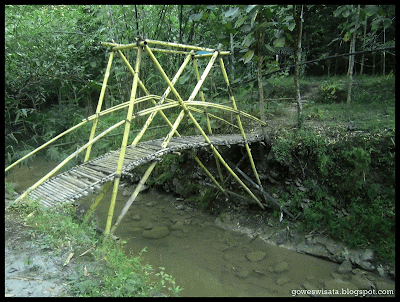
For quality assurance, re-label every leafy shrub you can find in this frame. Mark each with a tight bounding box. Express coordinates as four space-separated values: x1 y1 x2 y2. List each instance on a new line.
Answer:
340 147 371 190
272 136 293 164
315 81 345 103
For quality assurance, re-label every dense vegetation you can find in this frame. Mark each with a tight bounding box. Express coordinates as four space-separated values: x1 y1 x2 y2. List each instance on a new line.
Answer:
5 4 395 289
5 5 395 165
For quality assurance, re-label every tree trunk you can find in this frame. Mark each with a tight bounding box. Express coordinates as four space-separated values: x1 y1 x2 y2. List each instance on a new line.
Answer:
372 52 376 75
179 5 183 44
360 14 368 75
383 28 386 75
327 59 331 77
346 5 360 115
346 35 356 115
293 5 304 128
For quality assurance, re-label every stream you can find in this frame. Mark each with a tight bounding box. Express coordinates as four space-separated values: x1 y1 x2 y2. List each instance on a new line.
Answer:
5 157 395 297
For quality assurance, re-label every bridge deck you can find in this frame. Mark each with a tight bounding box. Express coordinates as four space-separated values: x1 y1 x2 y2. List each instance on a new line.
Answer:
28 133 263 208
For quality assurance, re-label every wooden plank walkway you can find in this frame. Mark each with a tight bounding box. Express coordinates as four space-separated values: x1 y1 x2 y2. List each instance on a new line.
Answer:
27 132 264 208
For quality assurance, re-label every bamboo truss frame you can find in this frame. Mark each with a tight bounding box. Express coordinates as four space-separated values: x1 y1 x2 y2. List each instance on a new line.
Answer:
6 38 268 237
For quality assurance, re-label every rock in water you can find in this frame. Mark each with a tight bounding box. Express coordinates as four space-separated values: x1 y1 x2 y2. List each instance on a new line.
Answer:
246 251 266 262
142 226 170 239
337 259 352 274
274 261 289 273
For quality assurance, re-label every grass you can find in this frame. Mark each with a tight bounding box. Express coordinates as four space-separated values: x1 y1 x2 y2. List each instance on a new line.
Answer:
239 73 396 134
6 193 182 297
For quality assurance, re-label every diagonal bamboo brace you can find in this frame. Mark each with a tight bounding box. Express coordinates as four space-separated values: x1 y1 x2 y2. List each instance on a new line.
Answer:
104 46 143 236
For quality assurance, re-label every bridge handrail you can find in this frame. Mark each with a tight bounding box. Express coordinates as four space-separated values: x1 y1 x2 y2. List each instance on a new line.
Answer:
12 120 126 204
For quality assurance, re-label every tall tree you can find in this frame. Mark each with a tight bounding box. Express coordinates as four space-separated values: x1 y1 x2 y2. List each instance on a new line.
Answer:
222 5 295 122
293 5 304 127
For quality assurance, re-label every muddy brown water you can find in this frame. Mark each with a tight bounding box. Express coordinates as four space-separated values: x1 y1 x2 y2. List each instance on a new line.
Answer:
6 157 390 297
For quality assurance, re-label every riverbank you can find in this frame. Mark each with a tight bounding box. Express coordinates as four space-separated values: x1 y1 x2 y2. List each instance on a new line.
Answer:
5 181 395 297
4 193 176 297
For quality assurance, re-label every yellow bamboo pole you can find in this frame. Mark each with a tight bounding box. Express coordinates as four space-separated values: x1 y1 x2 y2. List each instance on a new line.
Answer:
119 48 199 143
146 45 264 209
5 119 88 173
81 95 161 123
192 57 224 183
102 39 231 55
84 51 115 163
131 51 194 147
83 181 112 224
117 50 150 96
218 57 265 205
104 46 143 236
110 161 156 234
81 95 241 130
100 99 263 128
11 120 125 206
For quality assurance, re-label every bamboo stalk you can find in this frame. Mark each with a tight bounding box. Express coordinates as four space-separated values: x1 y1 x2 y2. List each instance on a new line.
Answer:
60 175 88 189
117 50 149 95
86 164 114 174
77 166 107 179
33 185 63 202
123 100 265 126
35 182 72 203
50 177 81 194
81 95 160 123
5 119 88 173
192 57 224 183
10 120 125 207
219 57 265 204
130 51 193 147
143 39 230 55
83 181 112 224
64 174 94 188
104 46 143 236
229 161 295 220
69 169 102 182
85 51 115 162
110 161 157 234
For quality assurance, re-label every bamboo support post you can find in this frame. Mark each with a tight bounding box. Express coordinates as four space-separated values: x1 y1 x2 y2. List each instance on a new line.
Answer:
226 159 295 220
218 56 266 202
111 161 157 234
83 181 112 224
192 58 224 183
84 51 115 163
131 51 194 147
104 46 143 236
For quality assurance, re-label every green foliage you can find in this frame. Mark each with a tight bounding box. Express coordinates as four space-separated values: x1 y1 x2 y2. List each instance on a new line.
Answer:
148 153 186 186
317 81 345 103
272 135 294 164
272 127 327 165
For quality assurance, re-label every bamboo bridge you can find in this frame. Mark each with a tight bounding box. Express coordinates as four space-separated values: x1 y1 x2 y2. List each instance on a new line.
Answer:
18 132 264 209
6 38 293 238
